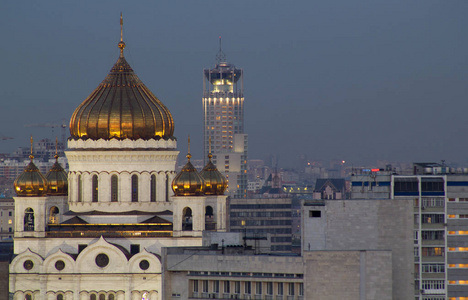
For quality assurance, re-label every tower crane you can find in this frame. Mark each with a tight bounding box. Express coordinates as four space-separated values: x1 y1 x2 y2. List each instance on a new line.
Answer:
24 120 67 149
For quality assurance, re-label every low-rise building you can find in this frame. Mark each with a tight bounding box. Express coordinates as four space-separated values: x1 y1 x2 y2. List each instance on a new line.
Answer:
0 198 14 240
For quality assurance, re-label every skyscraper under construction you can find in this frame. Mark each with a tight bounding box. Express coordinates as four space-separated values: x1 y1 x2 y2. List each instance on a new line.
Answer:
203 40 247 198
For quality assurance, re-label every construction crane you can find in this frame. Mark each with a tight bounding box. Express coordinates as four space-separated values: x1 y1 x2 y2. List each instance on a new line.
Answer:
24 120 67 149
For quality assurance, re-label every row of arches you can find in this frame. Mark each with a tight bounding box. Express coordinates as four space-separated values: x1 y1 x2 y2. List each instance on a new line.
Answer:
71 172 174 203
182 205 216 231
15 291 158 300
22 206 61 232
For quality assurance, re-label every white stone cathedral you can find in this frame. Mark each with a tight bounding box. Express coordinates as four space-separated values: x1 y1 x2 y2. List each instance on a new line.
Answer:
10 19 228 300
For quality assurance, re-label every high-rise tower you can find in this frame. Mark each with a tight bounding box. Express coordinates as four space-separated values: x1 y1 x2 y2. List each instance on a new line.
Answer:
203 39 247 198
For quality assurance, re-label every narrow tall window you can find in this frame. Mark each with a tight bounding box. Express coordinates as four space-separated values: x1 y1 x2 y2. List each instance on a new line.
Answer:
244 282 251 294
165 173 169 202
24 208 34 231
150 174 156 202
288 283 295 296
277 283 283 295
111 175 118 202
92 175 98 202
78 174 82 202
234 281 240 294
255 282 262 295
183 207 193 231
266 282 273 295
48 207 59 224
131 175 138 202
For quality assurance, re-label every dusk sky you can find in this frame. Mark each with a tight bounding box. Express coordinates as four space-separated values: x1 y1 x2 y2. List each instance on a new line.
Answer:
0 1 467 167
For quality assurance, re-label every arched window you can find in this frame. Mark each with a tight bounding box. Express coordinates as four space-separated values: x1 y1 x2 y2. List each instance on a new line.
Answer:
78 174 82 202
92 175 98 202
57 294 63 300
108 294 115 300
90 294 97 300
205 206 216 231
182 207 193 231
205 206 214 217
99 294 105 300
131 174 138 202
111 175 118 202
24 208 34 231
25 294 32 300
49 206 59 224
150 174 156 202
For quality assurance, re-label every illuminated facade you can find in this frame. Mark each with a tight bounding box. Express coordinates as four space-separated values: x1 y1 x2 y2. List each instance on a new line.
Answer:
203 43 247 198
9 19 227 300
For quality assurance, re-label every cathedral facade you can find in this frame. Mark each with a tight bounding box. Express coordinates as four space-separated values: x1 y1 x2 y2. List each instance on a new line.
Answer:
10 21 227 300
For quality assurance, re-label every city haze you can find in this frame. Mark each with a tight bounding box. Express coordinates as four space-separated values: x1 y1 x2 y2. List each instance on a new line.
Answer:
1 1 467 167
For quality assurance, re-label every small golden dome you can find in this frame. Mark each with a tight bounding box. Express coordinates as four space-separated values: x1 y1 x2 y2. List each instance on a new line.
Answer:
69 20 174 141
200 153 227 195
14 158 48 197
172 138 205 196
45 155 68 196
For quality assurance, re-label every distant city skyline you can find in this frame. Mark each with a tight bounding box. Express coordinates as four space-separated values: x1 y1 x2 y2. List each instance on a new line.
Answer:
1 1 467 167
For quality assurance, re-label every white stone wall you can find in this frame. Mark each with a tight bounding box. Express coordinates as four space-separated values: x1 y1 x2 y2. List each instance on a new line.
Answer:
66 146 178 211
10 237 168 300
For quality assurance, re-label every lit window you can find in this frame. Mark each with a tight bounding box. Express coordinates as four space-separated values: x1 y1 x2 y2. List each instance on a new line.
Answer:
449 264 468 268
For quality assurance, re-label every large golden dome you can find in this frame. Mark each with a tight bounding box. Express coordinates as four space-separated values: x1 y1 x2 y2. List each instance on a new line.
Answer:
14 157 48 197
199 153 227 195
69 35 174 141
45 154 68 196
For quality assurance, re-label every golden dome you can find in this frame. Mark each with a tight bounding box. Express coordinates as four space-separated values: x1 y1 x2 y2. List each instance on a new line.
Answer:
14 157 48 197
172 138 205 196
69 25 174 141
199 153 227 195
45 155 68 196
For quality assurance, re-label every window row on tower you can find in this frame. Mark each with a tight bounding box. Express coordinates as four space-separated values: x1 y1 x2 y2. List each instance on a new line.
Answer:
69 171 174 203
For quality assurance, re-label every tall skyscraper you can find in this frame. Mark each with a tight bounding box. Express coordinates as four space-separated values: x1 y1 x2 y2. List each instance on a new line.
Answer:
203 40 247 198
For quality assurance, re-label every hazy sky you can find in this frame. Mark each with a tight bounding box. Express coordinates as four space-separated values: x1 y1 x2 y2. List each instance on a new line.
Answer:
0 1 467 167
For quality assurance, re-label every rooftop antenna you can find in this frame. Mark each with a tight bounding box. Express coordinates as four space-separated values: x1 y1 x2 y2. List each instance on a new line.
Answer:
215 36 226 65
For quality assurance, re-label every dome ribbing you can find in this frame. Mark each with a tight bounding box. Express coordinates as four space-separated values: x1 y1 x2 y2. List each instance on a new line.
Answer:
69 41 174 141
